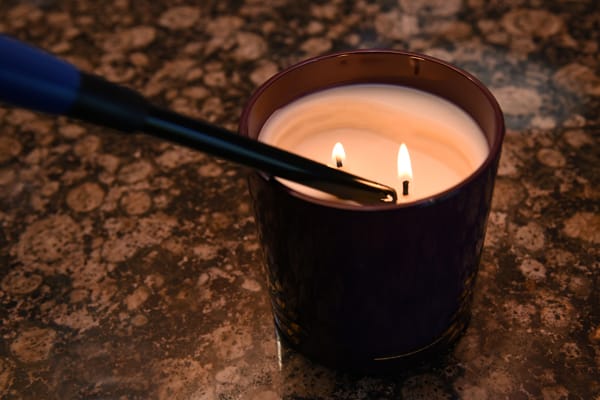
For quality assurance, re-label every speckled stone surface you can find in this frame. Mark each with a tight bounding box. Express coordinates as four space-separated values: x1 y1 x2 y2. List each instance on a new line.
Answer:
0 0 598 399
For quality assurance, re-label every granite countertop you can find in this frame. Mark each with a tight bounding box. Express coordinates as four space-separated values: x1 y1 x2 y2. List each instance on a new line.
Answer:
0 1 598 399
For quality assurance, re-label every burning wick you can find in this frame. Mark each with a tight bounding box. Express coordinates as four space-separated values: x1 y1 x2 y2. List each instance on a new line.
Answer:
397 143 413 197
332 142 346 168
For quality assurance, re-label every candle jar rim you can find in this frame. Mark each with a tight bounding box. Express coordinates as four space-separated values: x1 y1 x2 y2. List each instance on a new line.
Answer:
239 49 505 211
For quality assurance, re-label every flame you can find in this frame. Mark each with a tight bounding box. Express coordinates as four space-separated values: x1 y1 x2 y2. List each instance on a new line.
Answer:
397 143 413 180
331 142 346 168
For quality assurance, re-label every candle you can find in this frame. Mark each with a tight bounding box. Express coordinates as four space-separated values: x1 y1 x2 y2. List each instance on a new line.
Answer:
258 84 489 203
240 50 505 373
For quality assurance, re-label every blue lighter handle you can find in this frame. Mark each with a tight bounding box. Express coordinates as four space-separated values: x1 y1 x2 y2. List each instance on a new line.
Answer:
0 35 80 115
0 35 148 132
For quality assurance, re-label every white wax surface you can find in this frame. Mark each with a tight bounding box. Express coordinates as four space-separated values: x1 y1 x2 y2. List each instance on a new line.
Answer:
258 84 489 204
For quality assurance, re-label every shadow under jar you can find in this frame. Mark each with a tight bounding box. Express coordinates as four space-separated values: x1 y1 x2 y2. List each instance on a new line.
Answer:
239 50 505 374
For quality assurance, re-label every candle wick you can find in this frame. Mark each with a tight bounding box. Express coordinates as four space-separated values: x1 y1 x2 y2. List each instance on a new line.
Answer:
336 158 343 168
402 180 409 196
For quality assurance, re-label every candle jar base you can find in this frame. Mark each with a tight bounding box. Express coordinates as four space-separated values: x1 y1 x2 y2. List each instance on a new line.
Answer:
273 302 471 374
240 50 504 375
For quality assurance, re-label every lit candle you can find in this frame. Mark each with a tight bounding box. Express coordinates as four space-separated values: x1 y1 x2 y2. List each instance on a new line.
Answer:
241 50 505 372
258 84 489 204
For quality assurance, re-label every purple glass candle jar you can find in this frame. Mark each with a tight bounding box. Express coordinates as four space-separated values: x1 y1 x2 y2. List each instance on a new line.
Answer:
239 50 505 372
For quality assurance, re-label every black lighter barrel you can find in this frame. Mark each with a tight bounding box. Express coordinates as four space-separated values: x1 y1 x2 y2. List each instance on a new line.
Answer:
143 106 398 205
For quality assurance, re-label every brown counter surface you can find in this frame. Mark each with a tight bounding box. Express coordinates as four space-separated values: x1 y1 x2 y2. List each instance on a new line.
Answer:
0 1 598 398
